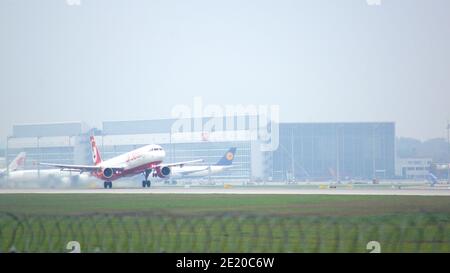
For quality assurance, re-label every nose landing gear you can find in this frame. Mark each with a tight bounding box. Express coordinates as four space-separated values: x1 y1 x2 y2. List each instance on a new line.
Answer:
142 169 152 188
103 181 112 189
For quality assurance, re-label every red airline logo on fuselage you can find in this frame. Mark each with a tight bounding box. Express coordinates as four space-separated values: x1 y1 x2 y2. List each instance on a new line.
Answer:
126 152 143 163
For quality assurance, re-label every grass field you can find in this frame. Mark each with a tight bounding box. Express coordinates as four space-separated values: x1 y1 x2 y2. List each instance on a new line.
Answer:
0 194 449 253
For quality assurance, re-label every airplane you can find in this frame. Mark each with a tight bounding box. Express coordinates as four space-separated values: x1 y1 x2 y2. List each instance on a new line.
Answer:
0 152 26 177
1 152 89 186
40 136 202 189
5 168 86 186
163 147 237 181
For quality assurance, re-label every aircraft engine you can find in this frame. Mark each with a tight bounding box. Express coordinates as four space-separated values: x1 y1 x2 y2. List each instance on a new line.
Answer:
102 168 114 179
160 166 171 177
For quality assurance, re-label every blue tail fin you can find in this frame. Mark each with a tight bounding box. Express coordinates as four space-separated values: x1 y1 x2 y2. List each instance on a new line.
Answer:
428 172 438 186
215 148 237 166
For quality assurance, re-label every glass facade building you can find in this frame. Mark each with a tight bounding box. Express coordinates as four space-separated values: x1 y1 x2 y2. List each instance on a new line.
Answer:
98 118 259 181
6 122 91 170
4 120 395 182
271 123 395 181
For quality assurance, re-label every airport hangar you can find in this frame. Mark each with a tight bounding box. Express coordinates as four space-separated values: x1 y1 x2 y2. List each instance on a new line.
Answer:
4 118 395 182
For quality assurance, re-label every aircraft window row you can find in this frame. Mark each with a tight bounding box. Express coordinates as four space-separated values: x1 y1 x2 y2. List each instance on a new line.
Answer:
149 148 163 151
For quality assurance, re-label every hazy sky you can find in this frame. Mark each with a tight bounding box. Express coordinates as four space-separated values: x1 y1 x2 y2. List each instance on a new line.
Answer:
1 0 449 144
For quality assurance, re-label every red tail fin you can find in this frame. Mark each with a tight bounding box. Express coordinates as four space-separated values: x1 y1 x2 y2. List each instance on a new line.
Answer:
9 152 26 171
90 136 102 165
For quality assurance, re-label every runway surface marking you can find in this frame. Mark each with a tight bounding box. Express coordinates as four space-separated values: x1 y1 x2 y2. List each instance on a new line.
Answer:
1 188 450 196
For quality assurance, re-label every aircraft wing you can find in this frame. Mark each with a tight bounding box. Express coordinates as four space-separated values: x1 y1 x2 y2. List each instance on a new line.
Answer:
177 167 210 176
157 159 204 168
39 163 125 173
178 165 234 176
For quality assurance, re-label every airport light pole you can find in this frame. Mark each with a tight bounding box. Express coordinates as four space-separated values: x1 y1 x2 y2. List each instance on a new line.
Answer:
447 121 450 183
336 125 340 183
290 127 295 182
372 124 376 181
37 136 40 179
5 136 9 186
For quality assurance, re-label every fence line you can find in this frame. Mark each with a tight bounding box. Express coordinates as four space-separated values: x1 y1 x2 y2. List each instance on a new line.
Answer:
0 212 449 253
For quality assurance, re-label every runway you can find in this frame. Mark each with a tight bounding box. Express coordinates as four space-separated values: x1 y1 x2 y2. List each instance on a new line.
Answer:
1 187 450 196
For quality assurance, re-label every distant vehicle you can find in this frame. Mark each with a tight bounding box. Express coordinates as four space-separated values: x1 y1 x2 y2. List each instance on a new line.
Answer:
162 148 237 181
40 136 202 189
0 152 26 177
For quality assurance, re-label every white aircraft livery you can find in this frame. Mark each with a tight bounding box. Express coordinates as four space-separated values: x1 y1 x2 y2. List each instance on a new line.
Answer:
40 136 202 188
0 152 26 177
166 147 237 179
1 152 88 186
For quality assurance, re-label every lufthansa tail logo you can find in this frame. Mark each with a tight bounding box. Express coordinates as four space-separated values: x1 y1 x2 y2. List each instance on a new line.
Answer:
226 152 234 161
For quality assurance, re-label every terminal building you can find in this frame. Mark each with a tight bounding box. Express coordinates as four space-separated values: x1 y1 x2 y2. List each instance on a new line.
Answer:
272 123 396 181
5 122 92 170
97 117 260 181
395 158 432 179
4 118 396 182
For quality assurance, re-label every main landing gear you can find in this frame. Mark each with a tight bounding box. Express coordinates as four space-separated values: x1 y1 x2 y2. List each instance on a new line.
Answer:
142 169 152 188
104 181 112 189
